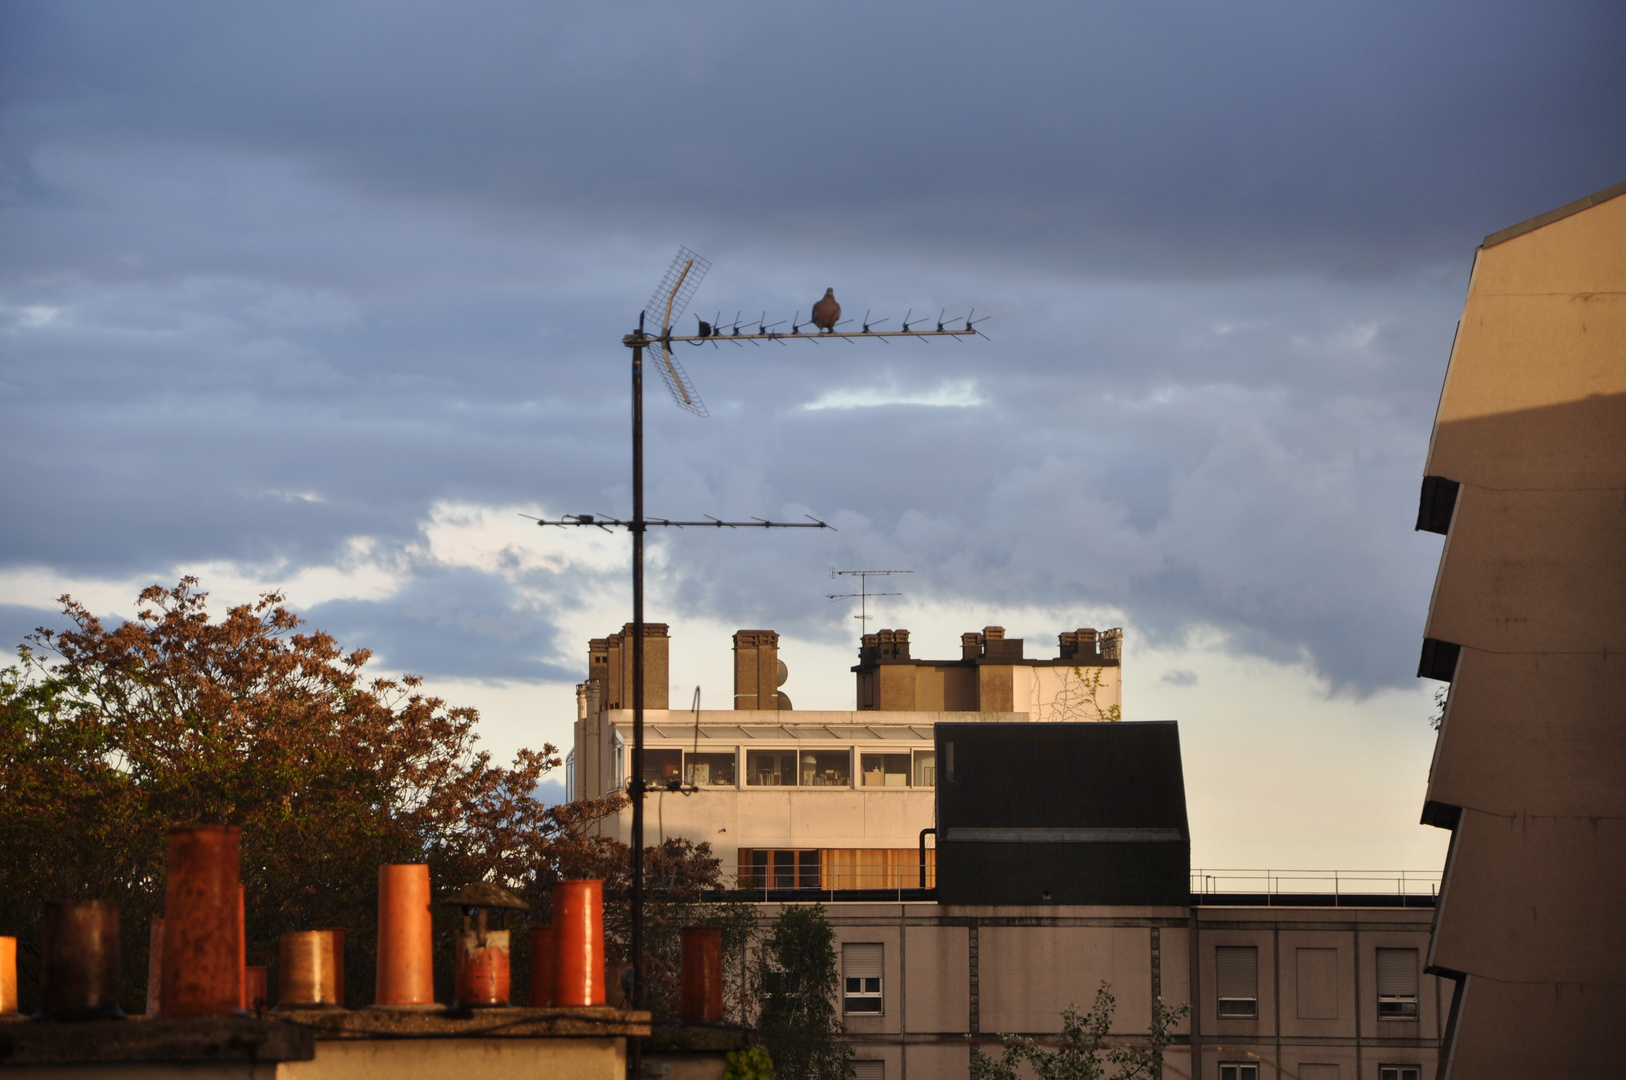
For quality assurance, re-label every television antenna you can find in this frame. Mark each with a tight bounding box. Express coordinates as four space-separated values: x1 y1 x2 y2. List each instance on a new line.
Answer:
529 248 985 1035
827 568 913 626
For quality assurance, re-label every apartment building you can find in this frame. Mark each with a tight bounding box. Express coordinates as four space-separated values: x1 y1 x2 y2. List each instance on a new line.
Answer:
566 624 1123 885
1414 178 1626 1075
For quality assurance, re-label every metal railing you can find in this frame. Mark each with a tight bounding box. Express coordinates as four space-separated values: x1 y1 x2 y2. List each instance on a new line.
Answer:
1190 868 1440 905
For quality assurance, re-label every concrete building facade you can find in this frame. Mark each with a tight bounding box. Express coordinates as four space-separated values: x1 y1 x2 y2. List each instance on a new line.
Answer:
1415 178 1626 1075
815 898 1447 1080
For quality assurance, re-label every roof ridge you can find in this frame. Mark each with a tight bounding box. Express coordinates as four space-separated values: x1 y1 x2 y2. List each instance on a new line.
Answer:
1482 177 1626 248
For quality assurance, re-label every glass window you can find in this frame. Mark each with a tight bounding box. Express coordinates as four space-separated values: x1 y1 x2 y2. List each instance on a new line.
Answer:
643 748 683 786
801 751 850 787
797 849 821 889
1376 948 1420 1019
1220 1066 1259 1080
1379 1068 1420 1080
746 849 820 889
685 751 736 787
1216 946 1259 1018
860 753 911 787
912 750 936 787
843 943 883 1014
747 750 798 786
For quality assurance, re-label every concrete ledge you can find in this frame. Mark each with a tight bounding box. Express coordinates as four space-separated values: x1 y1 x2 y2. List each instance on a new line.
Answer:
644 1023 753 1054
0 1017 315 1065
273 1006 651 1039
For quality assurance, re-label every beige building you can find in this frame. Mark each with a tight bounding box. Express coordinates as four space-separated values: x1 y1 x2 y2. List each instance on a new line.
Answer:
817 896 1447 1080
1414 178 1626 1074
566 624 1123 887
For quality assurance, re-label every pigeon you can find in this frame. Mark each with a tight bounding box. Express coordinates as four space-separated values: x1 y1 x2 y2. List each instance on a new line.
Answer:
811 288 840 334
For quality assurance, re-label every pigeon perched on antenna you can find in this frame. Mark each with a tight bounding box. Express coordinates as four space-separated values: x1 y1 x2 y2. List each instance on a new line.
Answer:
811 289 840 333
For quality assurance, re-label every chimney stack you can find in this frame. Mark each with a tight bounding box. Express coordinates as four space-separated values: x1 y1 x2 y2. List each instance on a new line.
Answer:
733 630 784 710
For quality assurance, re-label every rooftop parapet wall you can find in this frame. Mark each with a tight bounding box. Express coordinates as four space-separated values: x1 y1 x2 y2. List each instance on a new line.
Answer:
855 626 1123 713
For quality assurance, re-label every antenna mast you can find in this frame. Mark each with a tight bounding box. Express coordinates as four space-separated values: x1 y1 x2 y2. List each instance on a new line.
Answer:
827 568 913 627
531 250 984 1069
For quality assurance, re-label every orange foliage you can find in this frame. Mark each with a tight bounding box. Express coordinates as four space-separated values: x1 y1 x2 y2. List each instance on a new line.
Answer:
0 578 729 1014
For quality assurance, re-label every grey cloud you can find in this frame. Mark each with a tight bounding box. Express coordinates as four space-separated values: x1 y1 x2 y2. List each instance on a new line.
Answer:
0 1 1617 702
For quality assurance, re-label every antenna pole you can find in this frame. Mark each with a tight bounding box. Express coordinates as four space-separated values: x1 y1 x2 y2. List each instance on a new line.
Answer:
630 332 647 1030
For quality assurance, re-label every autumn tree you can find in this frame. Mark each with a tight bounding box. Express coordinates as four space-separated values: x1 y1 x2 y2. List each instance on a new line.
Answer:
1 578 751 1015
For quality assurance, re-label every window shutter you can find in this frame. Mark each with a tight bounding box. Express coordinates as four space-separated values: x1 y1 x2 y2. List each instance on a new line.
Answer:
1376 949 1418 997
844 943 884 979
1216 947 1258 999
853 1062 885 1080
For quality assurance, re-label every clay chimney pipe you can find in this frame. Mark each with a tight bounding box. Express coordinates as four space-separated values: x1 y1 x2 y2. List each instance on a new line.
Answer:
551 880 604 1007
160 825 243 1016
145 918 164 1016
528 925 553 1007
278 930 340 1007
374 864 438 1008
237 885 247 1011
454 929 511 1008
39 900 125 1020
245 966 268 1013
318 928 346 1007
0 935 20 1016
680 926 724 1023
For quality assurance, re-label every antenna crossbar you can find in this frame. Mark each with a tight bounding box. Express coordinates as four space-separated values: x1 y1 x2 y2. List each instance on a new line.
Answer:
527 513 832 530
827 567 913 625
631 326 980 347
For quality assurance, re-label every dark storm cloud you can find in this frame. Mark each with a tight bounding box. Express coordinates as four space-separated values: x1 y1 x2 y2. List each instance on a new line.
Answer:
304 567 576 683
1 2 1621 698
5 2 1623 270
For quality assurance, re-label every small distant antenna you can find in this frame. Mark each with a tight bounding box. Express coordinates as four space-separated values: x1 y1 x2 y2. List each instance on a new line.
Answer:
642 247 711 417
827 567 913 627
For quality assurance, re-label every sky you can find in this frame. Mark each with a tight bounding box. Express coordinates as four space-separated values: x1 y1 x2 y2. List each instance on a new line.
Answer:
3 1 1623 873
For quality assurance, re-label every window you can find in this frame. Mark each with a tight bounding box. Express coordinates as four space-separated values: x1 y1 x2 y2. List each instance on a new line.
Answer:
843 943 883 1014
613 733 625 790
1379 1067 1420 1080
860 753 911 787
565 749 576 802
643 748 683 786
1376 948 1419 1019
685 751 736 787
852 1062 884 1080
912 750 936 787
1219 1065 1258 1080
1216 946 1258 1018
801 750 850 787
741 849 821 890
747 750 799 786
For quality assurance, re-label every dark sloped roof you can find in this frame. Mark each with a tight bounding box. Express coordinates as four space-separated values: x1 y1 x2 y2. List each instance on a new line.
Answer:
935 721 1188 836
